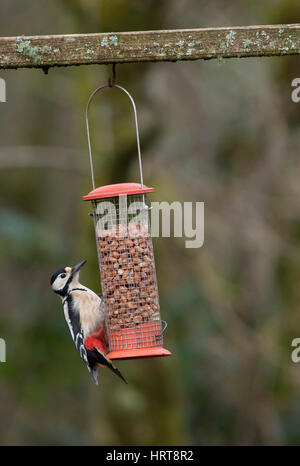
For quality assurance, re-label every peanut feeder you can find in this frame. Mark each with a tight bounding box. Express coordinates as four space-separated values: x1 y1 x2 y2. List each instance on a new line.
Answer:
83 82 171 360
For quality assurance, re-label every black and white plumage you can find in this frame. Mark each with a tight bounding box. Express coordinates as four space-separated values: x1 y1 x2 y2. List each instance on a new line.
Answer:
50 260 127 385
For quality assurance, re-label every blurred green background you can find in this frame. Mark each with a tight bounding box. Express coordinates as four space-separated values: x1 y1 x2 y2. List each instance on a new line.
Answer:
1 0 300 446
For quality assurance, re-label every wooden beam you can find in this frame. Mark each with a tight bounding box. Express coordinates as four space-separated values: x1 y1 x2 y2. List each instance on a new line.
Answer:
0 24 299 70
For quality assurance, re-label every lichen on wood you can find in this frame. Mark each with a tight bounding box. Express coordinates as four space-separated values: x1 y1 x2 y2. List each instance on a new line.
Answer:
0 24 299 69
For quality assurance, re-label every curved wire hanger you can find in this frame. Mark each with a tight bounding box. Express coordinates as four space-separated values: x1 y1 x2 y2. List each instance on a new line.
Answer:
85 66 144 191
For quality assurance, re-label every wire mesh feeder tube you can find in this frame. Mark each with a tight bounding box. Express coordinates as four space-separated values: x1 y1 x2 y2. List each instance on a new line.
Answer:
83 184 171 359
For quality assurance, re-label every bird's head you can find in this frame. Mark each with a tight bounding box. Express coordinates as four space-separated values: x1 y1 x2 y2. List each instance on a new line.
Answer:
50 260 87 296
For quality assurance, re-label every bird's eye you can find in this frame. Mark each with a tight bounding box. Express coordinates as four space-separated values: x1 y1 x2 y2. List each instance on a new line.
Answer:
60 273 66 278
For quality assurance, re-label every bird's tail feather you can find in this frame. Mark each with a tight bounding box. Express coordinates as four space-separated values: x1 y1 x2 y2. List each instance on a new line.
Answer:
94 348 127 384
91 367 99 385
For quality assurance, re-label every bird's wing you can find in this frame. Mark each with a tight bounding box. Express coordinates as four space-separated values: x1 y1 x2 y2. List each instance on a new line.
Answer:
62 291 120 385
70 289 105 337
62 296 94 380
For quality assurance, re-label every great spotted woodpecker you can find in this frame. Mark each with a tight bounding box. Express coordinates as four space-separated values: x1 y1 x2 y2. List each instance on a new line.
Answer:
50 260 127 385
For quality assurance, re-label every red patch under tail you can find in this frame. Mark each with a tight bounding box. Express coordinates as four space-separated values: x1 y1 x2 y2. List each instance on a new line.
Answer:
84 325 109 354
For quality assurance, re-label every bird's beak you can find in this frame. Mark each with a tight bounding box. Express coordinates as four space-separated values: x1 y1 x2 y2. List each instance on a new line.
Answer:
71 260 87 276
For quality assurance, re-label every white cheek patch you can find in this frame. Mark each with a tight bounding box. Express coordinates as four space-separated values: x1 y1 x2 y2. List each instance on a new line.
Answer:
53 276 68 290
53 279 61 290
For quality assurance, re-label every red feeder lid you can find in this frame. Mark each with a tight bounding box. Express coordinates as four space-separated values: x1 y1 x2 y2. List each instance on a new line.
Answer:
82 182 154 201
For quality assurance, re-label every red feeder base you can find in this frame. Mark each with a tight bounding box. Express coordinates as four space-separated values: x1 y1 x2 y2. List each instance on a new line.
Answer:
107 346 171 360
107 321 171 360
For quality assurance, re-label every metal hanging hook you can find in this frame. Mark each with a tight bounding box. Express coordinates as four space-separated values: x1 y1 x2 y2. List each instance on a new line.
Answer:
85 68 144 191
108 64 116 87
